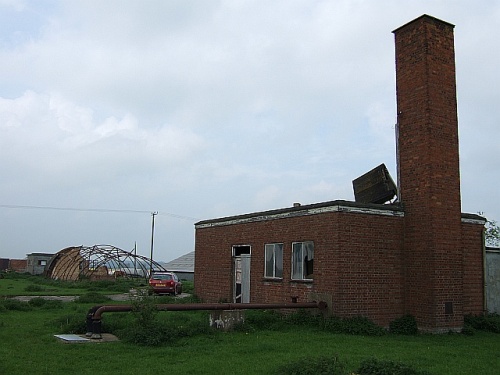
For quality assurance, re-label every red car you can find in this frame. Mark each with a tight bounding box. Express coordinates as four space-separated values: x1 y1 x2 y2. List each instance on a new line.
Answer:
149 272 182 295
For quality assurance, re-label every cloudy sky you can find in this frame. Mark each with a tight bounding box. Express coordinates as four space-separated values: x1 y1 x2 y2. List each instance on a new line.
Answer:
1 0 499 262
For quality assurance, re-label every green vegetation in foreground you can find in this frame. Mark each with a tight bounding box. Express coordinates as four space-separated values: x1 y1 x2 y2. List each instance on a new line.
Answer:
0 273 499 374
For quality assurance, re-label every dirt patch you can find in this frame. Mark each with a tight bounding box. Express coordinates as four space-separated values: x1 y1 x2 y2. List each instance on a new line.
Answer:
12 291 189 302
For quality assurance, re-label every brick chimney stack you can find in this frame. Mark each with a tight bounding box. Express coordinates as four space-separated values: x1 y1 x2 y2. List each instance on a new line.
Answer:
393 15 463 332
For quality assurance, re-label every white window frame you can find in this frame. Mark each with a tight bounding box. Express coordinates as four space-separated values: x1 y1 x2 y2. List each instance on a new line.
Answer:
264 243 283 279
291 241 314 280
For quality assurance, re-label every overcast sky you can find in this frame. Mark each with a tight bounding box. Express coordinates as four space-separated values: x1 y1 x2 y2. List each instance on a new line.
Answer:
1 1 499 262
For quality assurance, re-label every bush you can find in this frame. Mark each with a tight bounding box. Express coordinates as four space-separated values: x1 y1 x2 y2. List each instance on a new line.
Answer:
389 315 418 335
0 298 33 312
357 358 432 375
74 292 112 304
274 355 347 375
52 313 87 334
464 313 500 333
284 309 323 327
461 324 475 336
243 310 285 330
114 295 214 346
28 297 64 310
117 310 213 346
181 280 194 294
24 284 45 292
323 316 386 336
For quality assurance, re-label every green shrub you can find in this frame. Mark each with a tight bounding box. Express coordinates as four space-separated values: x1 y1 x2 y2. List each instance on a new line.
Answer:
389 315 418 335
117 311 213 346
74 292 112 304
464 313 500 333
152 293 201 304
284 309 322 327
461 324 475 335
0 298 33 311
274 355 347 375
24 284 45 292
28 297 64 309
243 310 285 330
357 358 432 375
323 315 386 336
181 280 194 294
113 295 214 346
52 313 87 334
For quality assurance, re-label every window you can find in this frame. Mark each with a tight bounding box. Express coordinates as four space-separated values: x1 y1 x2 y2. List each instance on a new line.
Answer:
264 243 283 278
291 241 314 280
38 260 47 266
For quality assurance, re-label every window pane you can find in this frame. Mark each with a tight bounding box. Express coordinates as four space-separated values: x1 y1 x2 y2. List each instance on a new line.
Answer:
275 244 283 278
292 243 303 279
304 241 314 279
265 244 274 277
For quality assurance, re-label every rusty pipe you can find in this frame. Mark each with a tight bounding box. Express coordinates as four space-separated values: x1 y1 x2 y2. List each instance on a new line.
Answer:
88 301 327 339
91 301 327 321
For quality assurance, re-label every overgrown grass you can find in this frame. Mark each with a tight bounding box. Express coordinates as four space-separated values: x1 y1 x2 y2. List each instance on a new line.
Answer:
0 272 147 296
1 273 499 374
4 305 498 375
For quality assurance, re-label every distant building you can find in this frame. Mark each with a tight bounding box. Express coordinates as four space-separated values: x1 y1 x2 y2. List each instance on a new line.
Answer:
163 251 195 281
8 259 28 273
27 253 54 275
0 258 10 271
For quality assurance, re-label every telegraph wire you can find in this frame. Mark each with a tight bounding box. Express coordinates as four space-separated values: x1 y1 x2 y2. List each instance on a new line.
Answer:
0 204 199 221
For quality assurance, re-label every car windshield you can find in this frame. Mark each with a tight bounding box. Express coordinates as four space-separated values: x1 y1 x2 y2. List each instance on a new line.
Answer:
152 274 172 281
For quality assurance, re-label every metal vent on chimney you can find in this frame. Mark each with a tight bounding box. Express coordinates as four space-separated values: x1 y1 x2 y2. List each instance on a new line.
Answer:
352 163 398 204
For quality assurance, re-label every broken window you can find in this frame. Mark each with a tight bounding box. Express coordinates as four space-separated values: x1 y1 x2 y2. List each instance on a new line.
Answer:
291 241 314 280
264 243 283 278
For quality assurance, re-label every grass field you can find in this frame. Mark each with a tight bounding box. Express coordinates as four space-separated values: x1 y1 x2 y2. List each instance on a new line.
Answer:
0 272 148 296
1 274 499 374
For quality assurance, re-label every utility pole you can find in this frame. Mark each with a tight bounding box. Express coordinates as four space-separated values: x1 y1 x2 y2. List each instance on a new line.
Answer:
133 241 137 276
149 211 158 277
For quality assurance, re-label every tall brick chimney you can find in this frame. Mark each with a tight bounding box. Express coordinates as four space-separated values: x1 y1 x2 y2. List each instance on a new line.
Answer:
393 15 463 332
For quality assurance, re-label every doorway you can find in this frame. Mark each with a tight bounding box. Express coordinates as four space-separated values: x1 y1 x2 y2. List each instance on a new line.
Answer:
233 245 251 303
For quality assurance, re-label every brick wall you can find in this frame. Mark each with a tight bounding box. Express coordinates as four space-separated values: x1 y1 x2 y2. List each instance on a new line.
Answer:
394 15 463 331
462 222 486 314
195 208 405 327
9 259 27 273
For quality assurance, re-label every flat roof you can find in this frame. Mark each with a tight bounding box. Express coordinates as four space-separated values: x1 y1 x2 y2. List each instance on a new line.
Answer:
195 200 486 229
195 200 404 229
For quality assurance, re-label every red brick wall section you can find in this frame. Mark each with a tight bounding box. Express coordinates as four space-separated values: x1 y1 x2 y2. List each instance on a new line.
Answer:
328 212 405 326
195 210 405 327
9 259 27 273
462 222 486 315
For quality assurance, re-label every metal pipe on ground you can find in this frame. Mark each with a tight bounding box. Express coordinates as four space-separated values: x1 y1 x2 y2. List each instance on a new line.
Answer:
88 301 327 339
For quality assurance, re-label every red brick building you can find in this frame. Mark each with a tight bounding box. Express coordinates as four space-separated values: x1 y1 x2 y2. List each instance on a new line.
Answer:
194 15 486 332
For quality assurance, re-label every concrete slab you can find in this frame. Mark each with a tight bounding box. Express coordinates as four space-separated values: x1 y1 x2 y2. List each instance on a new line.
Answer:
54 334 91 343
54 333 119 343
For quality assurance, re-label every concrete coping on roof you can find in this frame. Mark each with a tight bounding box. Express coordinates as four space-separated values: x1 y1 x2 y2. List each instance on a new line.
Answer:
461 212 487 225
195 200 487 229
195 200 404 229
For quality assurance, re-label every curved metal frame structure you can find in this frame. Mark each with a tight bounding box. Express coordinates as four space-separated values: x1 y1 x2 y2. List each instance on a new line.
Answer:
46 244 167 281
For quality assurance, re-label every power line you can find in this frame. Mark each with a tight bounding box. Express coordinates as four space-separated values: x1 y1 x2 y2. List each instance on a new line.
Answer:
0 204 199 221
